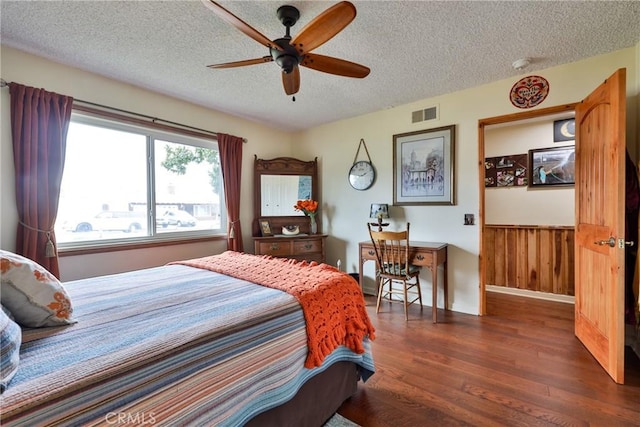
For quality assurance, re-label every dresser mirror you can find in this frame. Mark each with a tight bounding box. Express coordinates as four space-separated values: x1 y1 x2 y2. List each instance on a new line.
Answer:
260 175 312 216
253 156 318 236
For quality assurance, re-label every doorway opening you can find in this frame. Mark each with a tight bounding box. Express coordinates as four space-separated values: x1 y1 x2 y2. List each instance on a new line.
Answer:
478 104 577 315
479 69 634 384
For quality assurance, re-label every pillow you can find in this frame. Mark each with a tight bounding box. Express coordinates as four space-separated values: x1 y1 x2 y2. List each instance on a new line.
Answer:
0 306 21 392
2 304 15 321
0 250 75 327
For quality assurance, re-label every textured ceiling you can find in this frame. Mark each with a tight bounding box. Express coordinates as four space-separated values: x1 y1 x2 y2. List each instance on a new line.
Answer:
2 1 639 132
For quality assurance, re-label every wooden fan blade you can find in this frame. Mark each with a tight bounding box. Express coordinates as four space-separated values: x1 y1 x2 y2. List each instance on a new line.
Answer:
201 0 282 51
291 1 356 54
301 53 370 78
207 56 273 69
282 66 300 95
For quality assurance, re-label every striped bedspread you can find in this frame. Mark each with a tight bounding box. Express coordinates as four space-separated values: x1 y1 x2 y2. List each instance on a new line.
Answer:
1 264 375 426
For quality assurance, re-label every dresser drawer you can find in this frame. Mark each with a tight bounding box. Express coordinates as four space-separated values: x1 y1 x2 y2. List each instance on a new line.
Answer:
293 239 323 254
409 250 434 266
256 240 292 256
254 235 326 263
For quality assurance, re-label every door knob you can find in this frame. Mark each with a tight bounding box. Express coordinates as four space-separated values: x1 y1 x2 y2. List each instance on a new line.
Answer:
593 237 635 248
594 237 616 247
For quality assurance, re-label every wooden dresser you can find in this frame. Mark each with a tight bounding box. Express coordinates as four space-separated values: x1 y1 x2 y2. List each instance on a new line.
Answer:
254 234 327 263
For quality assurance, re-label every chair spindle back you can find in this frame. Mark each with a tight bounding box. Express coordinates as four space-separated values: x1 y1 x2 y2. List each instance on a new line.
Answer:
367 223 411 278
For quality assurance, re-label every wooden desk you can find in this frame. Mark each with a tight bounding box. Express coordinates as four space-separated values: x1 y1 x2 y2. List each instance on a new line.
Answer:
359 241 448 323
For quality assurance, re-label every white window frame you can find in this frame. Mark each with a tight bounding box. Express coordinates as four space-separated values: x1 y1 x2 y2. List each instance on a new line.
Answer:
57 111 227 250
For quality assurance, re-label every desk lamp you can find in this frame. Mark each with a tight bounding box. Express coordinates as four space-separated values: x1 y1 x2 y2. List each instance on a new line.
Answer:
369 203 390 232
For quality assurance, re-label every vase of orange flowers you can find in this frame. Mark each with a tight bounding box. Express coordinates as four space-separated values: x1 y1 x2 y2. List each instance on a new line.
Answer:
309 215 317 234
294 199 319 234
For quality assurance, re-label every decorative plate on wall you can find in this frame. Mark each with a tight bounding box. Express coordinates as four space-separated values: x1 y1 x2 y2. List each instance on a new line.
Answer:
509 75 550 109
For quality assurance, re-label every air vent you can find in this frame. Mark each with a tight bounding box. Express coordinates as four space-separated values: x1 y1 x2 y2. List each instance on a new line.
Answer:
411 106 438 123
424 106 437 120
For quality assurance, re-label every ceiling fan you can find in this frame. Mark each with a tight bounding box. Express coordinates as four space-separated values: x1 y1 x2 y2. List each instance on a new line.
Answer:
201 0 370 96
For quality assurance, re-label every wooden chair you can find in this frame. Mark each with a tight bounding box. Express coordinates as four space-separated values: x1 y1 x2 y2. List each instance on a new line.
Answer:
367 223 422 321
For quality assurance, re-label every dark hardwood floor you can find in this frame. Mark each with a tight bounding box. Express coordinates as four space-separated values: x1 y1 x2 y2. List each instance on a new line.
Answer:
339 292 640 427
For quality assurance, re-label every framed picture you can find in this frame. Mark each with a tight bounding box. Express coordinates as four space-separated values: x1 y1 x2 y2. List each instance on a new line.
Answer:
528 146 575 187
259 219 272 236
393 125 456 205
464 214 475 225
484 153 528 187
553 118 575 142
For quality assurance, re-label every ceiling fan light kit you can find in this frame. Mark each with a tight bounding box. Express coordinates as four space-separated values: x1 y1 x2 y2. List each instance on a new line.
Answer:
271 6 300 74
203 0 370 96
271 40 299 74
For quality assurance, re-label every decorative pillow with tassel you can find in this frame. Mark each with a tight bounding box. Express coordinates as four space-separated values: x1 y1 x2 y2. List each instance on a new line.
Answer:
0 250 75 327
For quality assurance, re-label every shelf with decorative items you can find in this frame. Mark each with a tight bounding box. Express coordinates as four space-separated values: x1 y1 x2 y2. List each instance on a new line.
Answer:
253 156 325 263
254 199 325 263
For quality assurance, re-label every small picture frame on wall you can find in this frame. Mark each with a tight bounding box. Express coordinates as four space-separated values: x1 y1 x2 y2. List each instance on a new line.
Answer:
553 118 575 142
528 146 575 187
259 219 272 236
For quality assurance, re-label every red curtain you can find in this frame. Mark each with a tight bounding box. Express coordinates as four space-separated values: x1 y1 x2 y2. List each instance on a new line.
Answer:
9 83 73 278
218 133 244 252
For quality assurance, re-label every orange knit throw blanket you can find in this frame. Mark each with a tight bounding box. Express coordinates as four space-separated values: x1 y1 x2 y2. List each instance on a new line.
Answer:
171 251 375 368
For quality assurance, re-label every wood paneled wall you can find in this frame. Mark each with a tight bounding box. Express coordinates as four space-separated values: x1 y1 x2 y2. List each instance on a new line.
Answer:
484 225 575 296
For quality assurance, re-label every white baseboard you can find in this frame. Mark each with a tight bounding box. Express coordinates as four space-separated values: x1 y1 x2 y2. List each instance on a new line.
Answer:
486 285 575 304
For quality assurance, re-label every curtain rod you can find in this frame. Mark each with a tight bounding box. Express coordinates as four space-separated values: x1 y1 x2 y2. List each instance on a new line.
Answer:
0 78 247 143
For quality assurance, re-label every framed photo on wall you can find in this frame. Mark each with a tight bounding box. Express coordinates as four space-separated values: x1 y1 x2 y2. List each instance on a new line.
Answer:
393 125 456 205
528 146 575 187
553 118 575 142
484 153 528 187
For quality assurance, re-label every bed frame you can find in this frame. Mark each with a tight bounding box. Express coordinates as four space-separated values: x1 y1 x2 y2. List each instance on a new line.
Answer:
246 361 360 426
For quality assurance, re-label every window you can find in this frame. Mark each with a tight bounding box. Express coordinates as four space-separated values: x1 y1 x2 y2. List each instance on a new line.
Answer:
55 113 225 247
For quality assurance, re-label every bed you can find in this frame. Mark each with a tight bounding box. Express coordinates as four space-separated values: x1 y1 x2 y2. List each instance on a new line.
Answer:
0 250 375 426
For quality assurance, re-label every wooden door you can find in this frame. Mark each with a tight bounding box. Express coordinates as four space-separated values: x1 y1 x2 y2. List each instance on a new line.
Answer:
575 68 626 384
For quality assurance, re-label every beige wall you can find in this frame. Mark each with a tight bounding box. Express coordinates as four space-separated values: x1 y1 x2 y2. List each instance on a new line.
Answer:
484 116 575 226
294 46 638 315
2 44 639 315
0 46 293 280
